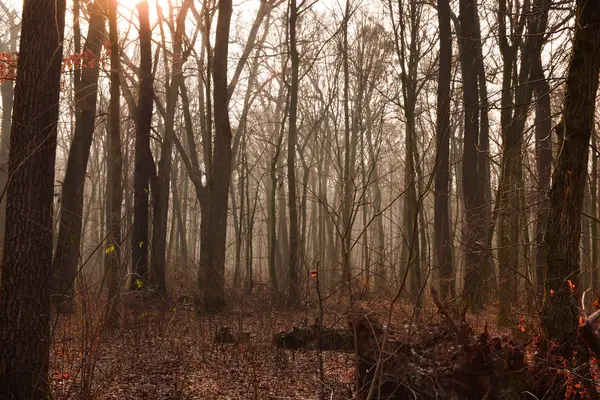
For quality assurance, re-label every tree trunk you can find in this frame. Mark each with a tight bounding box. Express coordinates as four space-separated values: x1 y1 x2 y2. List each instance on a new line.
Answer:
542 0 600 347
435 0 453 301
131 0 155 290
105 0 123 327
287 0 300 305
496 0 529 326
458 0 487 311
201 0 233 311
531 0 552 295
151 0 191 297
52 0 107 313
0 0 66 394
592 133 598 292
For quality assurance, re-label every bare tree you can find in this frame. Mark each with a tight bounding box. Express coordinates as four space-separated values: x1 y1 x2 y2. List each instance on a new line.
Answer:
52 0 107 313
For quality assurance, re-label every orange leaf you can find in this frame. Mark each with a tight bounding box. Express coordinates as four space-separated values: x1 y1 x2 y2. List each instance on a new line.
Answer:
56 372 71 380
568 280 576 294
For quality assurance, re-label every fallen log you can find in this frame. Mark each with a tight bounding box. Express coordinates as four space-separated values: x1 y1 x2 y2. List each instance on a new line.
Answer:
273 324 354 351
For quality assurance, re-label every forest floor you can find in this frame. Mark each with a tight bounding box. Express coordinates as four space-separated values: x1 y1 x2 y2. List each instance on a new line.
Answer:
47 290 516 400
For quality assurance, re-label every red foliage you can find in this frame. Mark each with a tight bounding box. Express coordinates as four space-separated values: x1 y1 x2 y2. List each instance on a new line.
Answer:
0 47 110 82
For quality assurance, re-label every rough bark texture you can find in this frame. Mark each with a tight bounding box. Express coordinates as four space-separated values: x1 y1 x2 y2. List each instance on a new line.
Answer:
131 0 155 289
542 0 600 347
0 0 66 395
52 0 107 313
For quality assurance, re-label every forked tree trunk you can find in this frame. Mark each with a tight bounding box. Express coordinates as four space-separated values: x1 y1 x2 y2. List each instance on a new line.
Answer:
152 1 192 296
496 0 528 326
200 0 234 311
52 0 107 313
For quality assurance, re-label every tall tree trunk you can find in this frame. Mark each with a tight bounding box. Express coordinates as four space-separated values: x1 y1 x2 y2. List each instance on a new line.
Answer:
131 0 155 290
0 0 66 394
531 0 551 294
287 0 300 305
231 178 243 289
269 91 287 294
201 0 233 311
105 0 123 327
542 0 600 347
52 0 107 313
151 0 191 296
592 133 598 292
458 0 486 311
435 0 453 301
496 0 528 326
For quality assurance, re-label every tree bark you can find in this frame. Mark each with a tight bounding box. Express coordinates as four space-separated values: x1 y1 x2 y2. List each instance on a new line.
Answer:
0 0 66 394
131 0 155 290
531 0 552 295
201 0 233 311
151 0 191 296
287 0 300 305
458 0 487 311
105 0 123 327
542 0 600 347
435 0 453 301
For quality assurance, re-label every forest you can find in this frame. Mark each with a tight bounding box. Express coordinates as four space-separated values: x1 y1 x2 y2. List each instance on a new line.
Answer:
1 0 600 398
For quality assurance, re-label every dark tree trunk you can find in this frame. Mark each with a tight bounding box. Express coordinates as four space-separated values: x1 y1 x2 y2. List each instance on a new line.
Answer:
435 0 453 301
131 0 155 290
0 0 66 395
151 0 191 296
496 0 528 326
105 0 123 327
531 0 551 294
287 0 300 305
542 0 600 346
458 0 487 311
201 0 233 311
52 0 107 313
